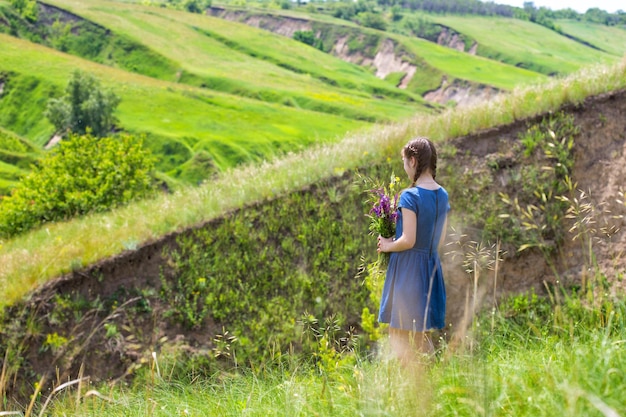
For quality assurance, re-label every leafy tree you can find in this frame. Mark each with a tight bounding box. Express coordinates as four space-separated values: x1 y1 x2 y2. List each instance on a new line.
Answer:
403 15 441 42
583 7 620 25
0 132 156 238
45 70 120 138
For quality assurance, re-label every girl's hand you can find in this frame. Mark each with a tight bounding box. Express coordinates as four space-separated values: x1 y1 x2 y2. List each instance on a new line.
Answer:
377 235 394 253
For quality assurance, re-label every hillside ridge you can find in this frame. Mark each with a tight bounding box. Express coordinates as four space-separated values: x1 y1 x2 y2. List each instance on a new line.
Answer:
2 87 624 392
206 5 498 106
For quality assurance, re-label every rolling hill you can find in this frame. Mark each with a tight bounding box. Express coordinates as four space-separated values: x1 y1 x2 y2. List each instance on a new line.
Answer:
3 0 623 189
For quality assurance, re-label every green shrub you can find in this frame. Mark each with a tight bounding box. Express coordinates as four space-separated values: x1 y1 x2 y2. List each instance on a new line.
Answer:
9 0 37 23
0 127 36 154
402 15 442 42
357 12 387 31
293 30 324 50
0 131 156 238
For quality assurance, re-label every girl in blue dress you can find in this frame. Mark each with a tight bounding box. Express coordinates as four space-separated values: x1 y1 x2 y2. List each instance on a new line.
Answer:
377 137 449 361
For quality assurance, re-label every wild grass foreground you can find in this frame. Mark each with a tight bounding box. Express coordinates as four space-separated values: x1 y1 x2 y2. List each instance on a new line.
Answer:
21 283 626 417
0 59 625 310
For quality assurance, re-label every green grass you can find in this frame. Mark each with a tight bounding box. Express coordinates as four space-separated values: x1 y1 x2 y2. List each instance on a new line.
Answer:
557 19 626 57
43 0 431 117
0 58 624 311
426 14 619 75
49 0 545 98
0 33 368 171
35 289 626 416
391 33 546 92
1 0 614 188
0 127 40 195
204 2 545 92
0 71 60 145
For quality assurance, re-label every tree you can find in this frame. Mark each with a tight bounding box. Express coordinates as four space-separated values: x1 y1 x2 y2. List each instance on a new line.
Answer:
45 70 121 138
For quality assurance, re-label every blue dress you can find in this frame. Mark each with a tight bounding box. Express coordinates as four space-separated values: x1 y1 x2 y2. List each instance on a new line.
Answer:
378 186 450 331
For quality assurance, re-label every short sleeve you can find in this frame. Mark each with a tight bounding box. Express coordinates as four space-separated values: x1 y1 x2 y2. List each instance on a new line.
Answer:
398 189 418 213
444 188 451 212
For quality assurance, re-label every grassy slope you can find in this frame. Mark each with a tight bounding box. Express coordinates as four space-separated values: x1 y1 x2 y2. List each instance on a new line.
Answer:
427 14 619 75
1 1 625 302
0 33 368 167
0 127 40 195
1 57 625 310
43 0 431 119
199 4 546 92
48 0 545 94
0 0 589 186
391 32 545 91
557 19 626 57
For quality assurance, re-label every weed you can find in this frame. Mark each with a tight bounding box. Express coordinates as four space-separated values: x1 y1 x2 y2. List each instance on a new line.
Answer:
41 332 69 355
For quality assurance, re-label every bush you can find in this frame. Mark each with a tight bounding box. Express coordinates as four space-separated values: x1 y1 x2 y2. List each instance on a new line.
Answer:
0 132 156 238
292 30 324 50
357 12 387 31
9 0 37 22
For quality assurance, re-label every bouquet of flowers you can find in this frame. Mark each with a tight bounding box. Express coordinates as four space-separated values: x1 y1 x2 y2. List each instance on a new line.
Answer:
363 173 400 265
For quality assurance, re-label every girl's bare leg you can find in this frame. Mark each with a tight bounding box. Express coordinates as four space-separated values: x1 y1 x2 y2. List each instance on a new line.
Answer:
389 328 434 364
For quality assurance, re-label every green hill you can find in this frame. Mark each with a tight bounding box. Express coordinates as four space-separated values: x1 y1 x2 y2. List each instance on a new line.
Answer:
0 0 623 190
204 5 545 92
556 19 626 57
0 33 371 183
423 14 622 74
1 1 626 410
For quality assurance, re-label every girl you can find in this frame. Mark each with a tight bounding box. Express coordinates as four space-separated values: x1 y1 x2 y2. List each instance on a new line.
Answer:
377 137 449 362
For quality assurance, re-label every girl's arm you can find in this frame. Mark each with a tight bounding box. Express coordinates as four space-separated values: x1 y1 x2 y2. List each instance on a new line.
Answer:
377 208 416 253
438 217 448 249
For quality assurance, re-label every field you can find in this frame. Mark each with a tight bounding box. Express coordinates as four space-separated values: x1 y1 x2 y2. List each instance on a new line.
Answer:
426 14 621 74
557 19 626 57
3 0 613 186
49 308 626 416
1 1 626 414
0 33 372 180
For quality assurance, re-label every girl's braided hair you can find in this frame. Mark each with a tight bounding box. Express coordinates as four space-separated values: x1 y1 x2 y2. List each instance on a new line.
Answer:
402 137 437 185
